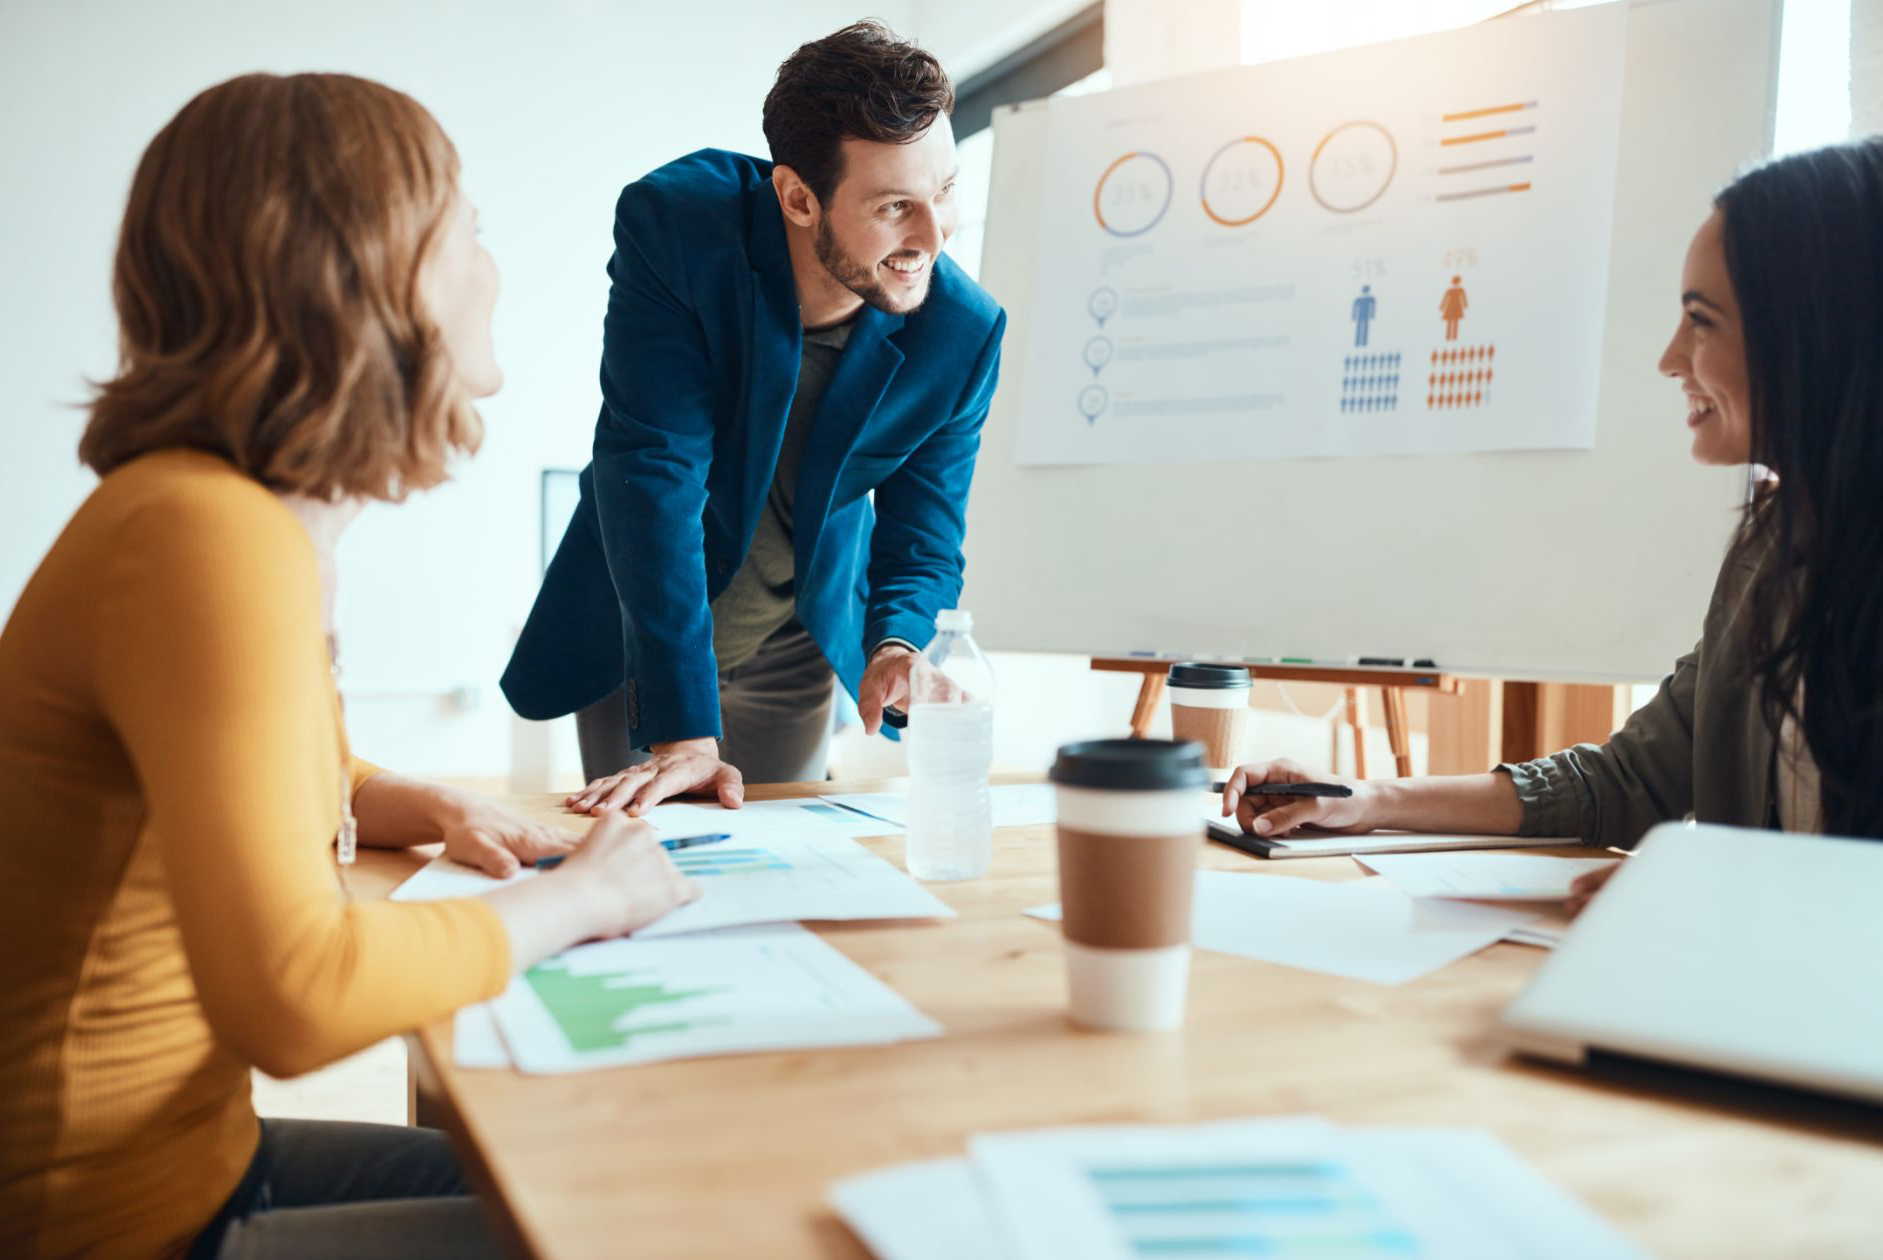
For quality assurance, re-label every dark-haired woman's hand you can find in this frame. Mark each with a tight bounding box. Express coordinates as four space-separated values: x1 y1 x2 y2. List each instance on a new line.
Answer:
1565 862 1622 917
1221 759 1375 836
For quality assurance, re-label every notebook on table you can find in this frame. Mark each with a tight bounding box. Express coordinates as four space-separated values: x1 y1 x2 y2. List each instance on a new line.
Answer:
1205 815 1577 860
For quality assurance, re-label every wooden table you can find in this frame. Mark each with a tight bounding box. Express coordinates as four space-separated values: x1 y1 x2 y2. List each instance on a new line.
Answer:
350 780 1883 1260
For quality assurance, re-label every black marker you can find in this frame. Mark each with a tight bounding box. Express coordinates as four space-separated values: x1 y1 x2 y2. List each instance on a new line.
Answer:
1210 781 1354 798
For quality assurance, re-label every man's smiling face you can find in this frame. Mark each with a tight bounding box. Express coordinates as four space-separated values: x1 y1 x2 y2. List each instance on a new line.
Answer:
810 118 959 316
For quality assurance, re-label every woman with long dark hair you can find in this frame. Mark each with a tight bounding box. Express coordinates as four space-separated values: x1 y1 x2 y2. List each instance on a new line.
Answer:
1219 138 1883 899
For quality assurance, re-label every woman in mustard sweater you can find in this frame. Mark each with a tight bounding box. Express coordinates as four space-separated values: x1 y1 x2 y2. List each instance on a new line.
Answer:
0 74 698 1259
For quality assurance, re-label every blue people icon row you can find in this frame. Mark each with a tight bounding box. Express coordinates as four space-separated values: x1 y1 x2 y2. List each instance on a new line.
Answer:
1343 373 1399 392
1340 394 1399 413
1344 353 1400 371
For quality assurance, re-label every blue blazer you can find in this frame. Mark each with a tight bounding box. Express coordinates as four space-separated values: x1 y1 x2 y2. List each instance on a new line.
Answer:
501 150 1006 749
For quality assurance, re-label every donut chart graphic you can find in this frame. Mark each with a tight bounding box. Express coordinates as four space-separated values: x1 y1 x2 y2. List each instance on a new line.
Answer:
1309 122 1397 214
1200 136 1284 227
1093 151 1174 237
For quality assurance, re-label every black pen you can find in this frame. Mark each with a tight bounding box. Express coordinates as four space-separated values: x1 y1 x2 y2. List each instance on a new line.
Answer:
1210 781 1354 798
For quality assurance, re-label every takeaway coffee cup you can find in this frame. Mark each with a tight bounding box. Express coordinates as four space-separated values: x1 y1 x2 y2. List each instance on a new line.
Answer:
1166 663 1253 775
1049 739 1209 1031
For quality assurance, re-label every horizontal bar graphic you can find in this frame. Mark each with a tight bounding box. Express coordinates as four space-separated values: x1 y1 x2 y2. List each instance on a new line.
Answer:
1437 155 1534 176
1442 100 1538 122
1440 124 1537 147
1434 182 1533 202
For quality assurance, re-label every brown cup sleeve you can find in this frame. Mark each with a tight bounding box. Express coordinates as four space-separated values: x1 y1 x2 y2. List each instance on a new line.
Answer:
1056 826 1201 950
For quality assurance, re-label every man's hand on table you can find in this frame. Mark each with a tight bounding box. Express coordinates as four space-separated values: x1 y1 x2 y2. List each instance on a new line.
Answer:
566 737 745 817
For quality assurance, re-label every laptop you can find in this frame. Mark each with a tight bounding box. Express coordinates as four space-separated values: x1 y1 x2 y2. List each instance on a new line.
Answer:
1501 822 1883 1105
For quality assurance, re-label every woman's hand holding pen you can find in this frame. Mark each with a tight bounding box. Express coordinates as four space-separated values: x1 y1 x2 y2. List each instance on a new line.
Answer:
1222 760 1374 837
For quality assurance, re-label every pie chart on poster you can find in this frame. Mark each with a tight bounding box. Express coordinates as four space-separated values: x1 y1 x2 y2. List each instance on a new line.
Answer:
1093 151 1174 237
1310 121 1397 213
1200 136 1284 226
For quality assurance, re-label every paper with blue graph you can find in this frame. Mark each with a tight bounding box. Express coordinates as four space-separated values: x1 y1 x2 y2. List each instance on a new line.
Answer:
831 1117 1648 1260
390 811 953 939
487 924 941 1074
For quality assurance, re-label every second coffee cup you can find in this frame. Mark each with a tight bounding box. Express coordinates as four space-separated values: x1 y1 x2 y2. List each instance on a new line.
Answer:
1166 663 1253 775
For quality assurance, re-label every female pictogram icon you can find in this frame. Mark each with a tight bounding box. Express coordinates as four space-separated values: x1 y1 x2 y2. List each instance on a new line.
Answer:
1439 276 1469 340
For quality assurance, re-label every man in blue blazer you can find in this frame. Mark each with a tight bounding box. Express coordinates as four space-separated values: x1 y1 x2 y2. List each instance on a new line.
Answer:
502 21 1005 814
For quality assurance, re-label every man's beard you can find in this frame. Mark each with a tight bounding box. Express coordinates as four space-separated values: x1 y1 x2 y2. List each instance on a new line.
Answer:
814 218 929 316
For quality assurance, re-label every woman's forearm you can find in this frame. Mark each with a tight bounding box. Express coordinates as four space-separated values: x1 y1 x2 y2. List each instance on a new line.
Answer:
351 771 476 849
1362 772 1525 835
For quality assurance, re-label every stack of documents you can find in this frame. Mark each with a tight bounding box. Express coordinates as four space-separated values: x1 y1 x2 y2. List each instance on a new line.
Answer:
1354 852 1619 950
390 800 954 1071
1029 871 1539 985
830 1116 1649 1260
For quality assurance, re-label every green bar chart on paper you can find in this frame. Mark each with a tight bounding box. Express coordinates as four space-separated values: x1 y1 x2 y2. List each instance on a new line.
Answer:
524 959 728 1053
491 926 942 1072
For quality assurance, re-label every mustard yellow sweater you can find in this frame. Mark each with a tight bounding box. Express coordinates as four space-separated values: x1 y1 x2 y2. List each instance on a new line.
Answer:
0 451 511 1258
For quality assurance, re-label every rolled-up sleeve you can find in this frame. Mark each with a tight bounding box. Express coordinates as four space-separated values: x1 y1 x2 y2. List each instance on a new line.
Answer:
1497 641 1700 846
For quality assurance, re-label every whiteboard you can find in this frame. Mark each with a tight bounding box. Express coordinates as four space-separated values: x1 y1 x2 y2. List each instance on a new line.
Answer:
961 0 1777 683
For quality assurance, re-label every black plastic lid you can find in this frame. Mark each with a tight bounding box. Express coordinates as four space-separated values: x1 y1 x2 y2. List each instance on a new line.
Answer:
1166 662 1252 690
1049 739 1209 791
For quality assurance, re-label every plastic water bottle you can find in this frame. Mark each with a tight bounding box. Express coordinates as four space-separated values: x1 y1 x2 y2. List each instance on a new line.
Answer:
904 609 996 881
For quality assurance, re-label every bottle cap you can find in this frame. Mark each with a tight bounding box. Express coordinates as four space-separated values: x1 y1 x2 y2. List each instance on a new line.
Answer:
936 609 973 633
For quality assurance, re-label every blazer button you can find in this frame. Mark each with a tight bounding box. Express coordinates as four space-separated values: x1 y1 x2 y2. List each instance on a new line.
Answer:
715 558 730 575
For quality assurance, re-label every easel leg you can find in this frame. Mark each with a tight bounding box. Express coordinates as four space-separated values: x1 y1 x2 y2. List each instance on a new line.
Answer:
1344 687 1368 779
1128 674 1166 738
1381 687 1413 777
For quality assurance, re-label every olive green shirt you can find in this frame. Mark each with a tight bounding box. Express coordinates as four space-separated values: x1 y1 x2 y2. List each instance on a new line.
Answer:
1499 542 1793 847
709 318 854 670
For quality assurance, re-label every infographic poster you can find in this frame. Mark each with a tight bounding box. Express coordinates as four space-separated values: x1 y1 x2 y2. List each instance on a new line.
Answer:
1014 4 1627 466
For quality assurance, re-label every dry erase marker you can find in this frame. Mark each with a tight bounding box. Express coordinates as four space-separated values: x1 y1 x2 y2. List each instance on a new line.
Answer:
1211 781 1353 798
534 833 730 869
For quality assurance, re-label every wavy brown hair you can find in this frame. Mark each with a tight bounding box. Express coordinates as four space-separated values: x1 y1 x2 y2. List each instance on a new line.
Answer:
762 20 954 204
79 72 479 501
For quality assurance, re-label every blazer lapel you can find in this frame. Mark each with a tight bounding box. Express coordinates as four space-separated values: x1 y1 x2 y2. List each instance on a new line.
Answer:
794 306 906 577
740 182 802 531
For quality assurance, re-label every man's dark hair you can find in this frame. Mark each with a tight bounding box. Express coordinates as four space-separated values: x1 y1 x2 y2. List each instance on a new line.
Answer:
763 20 954 205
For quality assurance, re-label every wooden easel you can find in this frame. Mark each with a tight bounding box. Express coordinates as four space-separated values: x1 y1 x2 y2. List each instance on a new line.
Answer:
1094 658 1460 778
1095 658 1630 778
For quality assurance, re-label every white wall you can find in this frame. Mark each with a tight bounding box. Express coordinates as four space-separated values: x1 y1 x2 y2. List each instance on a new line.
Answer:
1 0 935 777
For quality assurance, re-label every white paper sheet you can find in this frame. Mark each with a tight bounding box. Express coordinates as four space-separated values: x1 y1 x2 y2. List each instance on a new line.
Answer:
1356 852 1619 901
452 1002 510 1069
828 1158 1005 1260
393 832 953 939
967 1118 1648 1260
1013 4 1627 466
823 783 1060 831
488 924 941 1073
1029 872 1536 985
